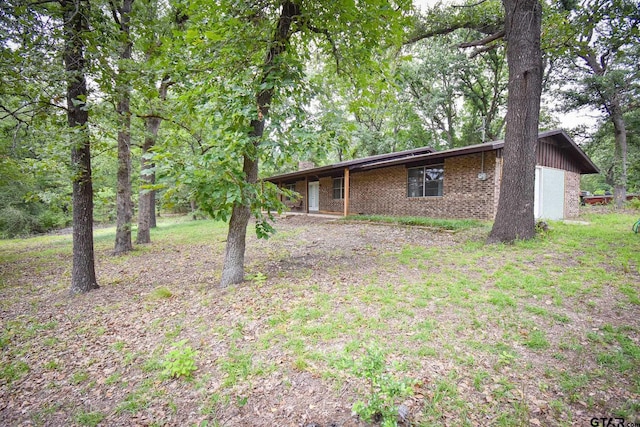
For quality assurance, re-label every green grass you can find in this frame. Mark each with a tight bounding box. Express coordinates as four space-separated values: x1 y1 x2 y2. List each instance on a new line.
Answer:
590 324 640 372
75 410 106 427
344 214 485 230
523 330 550 350
148 286 173 300
0 359 30 383
0 212 638 426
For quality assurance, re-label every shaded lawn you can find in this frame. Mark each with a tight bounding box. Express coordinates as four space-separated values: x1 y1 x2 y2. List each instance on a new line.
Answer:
0 212 638 427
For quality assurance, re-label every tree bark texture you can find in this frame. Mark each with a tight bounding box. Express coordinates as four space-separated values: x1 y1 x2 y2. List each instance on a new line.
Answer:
114 0 135 255
610 103 628 208
220 157 257 287
137 77 170 244
150 175 157 228
136 116 160 244
63 0 99 294
487 0 542 244
220 0 300 287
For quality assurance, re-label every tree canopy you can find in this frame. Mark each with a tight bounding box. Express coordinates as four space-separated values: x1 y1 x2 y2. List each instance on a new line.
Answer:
1 0 638 289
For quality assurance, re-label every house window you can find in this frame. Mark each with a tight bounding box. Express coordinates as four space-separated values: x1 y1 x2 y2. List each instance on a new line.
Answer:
407 165 444 197
333 177 344 199
284 183 296 201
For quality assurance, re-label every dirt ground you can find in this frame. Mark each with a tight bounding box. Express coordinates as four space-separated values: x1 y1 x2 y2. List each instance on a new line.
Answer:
0 214 638 426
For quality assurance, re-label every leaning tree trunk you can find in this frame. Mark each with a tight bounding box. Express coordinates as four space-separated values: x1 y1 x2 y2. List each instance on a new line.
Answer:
63 0 99 294
580 53 629 209
219 0 299 287
487 0 543 244
114 0 134 255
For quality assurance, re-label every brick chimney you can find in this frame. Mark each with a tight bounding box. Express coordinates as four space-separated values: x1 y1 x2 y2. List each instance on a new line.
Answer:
298 161 315 171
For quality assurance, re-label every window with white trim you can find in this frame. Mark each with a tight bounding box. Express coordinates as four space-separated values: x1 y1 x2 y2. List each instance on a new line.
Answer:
333 177 344 199
407 165 444 197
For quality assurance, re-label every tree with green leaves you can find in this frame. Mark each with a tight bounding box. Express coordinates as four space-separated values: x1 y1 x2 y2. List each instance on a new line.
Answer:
410 0 544 242
136 76 170 244
165 0 411 287
547 0 640 208
398 33 508 149
0 2 72 237
0 0 121 292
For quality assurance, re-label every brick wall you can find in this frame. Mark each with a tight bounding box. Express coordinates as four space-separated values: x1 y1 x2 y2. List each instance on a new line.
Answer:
297 181 308 211
319 177 343 213
343 152 499 220
279 151 583 220
564 170 581 218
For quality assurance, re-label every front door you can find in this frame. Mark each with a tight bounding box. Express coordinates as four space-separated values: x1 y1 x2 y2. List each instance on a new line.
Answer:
308 181 319 211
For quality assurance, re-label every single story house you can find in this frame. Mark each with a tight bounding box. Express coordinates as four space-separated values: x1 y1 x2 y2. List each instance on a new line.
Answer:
265 129 599 221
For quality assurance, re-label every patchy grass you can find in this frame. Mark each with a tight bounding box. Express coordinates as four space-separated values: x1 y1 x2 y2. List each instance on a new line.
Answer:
344 214 485 231
0 212 638 426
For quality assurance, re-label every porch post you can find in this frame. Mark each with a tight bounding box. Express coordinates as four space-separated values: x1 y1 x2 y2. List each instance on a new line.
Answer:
343 168 350 217
304 176 309 213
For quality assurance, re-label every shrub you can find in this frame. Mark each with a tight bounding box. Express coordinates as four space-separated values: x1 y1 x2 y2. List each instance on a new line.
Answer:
352 346 413 427
162 340 198 379
0 206 37 238
627 197 640 211
37 210 69 231
0 206 70 238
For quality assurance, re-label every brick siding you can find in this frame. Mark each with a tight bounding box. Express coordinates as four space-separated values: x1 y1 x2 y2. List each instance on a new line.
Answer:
319 177 343 213
281 151 581 220
564 170 581 218
290 152 500 220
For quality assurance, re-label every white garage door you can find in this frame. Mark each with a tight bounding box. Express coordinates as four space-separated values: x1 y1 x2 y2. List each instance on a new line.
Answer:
534 167 565 220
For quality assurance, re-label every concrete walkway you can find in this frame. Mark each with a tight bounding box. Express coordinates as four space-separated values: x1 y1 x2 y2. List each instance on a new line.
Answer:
275 211 343 219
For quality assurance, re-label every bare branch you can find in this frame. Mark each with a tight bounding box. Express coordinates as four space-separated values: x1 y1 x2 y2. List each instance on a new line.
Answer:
109 0 121 28
405 24 466 45
135 112 204 150
453 0 490 8
468 43 499 58
459 29 505 49
307 24 341 73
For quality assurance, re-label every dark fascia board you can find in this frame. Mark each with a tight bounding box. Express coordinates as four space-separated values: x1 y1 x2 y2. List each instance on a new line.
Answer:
354 129 599 174
353 140 504 171
265 129 599 182
265 145 435 182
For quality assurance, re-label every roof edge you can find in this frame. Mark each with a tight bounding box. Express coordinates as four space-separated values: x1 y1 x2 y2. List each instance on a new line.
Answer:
265 129 599 181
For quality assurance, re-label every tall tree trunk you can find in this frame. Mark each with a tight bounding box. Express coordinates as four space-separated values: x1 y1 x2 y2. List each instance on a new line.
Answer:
219 0 299 287
150 174 157 227
610 101 627 208
137 77 170 243
488 0 543 244
136 115 160 244
220 154 258 286
63 0 99 294
113 0 134 255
